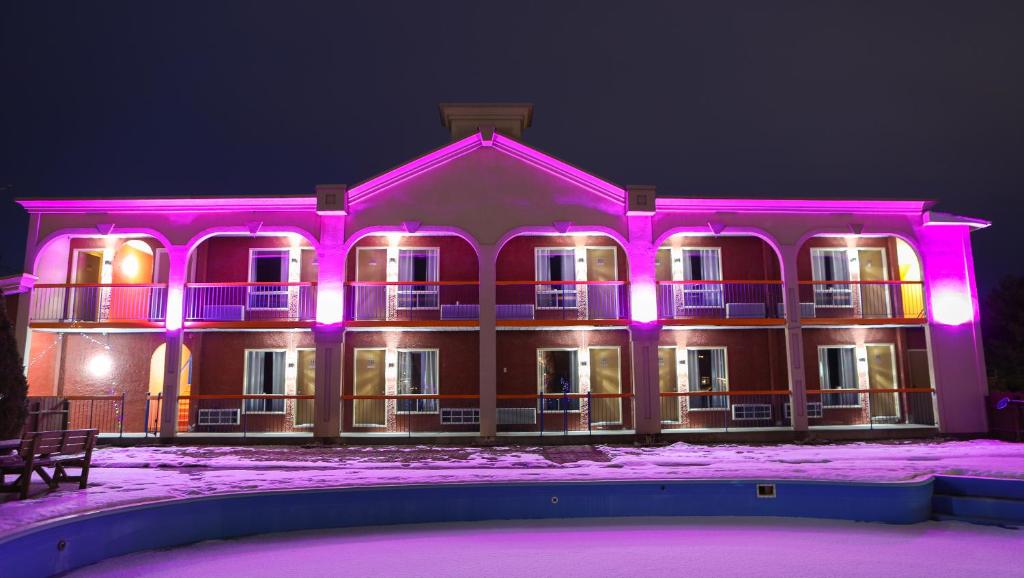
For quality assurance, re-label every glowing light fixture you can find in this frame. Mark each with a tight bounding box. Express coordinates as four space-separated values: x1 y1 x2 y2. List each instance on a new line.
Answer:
88 353 113 378
931 289 973 326
120 254 139 278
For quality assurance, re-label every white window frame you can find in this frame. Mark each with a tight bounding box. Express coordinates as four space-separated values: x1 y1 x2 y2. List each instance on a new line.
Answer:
817 345 861 408
677 246 724 309
534 247 578 310
684 346 729 412
247 248 290 311
396 247 440 311
242 348 287 415
536 347 581 413
395 348 440 414
810 248 853 308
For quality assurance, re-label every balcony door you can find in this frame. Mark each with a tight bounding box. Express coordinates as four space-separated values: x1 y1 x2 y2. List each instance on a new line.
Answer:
659 347 680 422
71 249 103 321
858 249 890 317
294 349 316 427
355 248 387 320
866 344 900 421
680 248 723 310
248 250 289 314
538 349 579 411
585 247 618 319
353 349 386 427
588 347 621 425
536 248 576 310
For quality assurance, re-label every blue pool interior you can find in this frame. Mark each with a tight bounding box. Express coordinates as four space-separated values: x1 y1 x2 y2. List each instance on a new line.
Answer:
1 475 1021 577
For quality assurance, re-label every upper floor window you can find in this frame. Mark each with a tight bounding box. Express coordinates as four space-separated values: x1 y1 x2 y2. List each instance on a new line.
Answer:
810 249 852 307
536 248 576 309
249 250 290 309
398 248 439 309
680 248 723 307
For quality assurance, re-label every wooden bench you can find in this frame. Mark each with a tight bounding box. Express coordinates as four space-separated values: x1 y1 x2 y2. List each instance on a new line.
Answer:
0 429 98 500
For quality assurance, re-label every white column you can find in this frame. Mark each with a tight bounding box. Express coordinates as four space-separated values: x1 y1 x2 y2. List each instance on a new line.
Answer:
313 214 345 437
159 245 189 438
779 243 809 431
478 244 497 438
626 211 662 435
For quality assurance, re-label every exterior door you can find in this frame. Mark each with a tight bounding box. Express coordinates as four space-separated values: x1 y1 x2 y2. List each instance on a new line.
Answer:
655 248 674 319
867 344 899 420
659 347 679 422
353 349 386 426
73 250 103 321
907 348 935 425
355 248 387 320
858 249 889 317
295 350 316 426
588 347 621 425
585 247 617 319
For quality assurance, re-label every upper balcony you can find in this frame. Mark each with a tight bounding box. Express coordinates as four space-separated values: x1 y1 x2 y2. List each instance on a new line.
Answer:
28 236 169 328
655 234 785 326
183 233 318 328
797 236 926 325
344 233 479 327
495 234 630 326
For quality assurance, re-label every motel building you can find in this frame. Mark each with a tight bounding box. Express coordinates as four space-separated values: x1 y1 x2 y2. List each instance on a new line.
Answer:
1 103 991 441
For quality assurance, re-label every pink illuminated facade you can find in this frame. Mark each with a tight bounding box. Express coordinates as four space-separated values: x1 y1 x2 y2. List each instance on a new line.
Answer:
7 103 991 440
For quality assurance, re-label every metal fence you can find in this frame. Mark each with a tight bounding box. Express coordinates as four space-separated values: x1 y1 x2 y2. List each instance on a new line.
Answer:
660 391 793 431
656 281 785 321
343 394 480 436
495 282 629 322
495 393 634 435
345 282 480 322
798 281 925 321
805 388 937 428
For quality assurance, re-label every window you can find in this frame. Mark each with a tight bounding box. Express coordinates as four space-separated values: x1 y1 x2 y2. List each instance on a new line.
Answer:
680 248 723 307
397 349 438 413
536 248 577 309
811 249 852 307
687 348 728 409
244 350 285 413
249 250 289 309
819 346 859 407
398 248 439 309
538 349 579 411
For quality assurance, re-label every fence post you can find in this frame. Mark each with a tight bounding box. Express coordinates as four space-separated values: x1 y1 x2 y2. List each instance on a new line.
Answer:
539 395 545 437
143 393 151 437
242 401 248 438
119 392 125 438
588 391 592 436
562 391 568 435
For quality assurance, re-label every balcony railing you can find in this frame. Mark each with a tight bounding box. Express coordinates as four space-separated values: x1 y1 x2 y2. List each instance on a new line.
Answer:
29 283 168 323
171 394 316 435
496 392 634 434
345 281 479 323
798 281 925 321
656 281 784 322
659 390 793 431
184 282 317 323
805 387 937 428
343 394 480 435
495 281 629 322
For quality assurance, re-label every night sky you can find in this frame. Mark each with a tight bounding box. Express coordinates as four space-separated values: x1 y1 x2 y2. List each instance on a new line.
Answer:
1 2 1021 294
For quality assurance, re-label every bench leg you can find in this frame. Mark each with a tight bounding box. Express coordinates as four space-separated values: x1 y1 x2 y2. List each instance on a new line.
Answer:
34 466 56 491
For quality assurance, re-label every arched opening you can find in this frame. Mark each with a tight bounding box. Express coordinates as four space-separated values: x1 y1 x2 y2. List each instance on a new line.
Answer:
149 343 193 432
654 232 789 432
796 234 935 431
494 232 632 435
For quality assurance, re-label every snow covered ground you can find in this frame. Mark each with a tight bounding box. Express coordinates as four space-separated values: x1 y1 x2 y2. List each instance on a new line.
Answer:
68 517 1024 578
3 439 1024 537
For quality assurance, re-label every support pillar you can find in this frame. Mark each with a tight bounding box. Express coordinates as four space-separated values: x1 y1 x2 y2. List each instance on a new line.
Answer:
625 187 661 435
779 243 809 431
630 323 662 435
159 245 189 439
313 324 343 438
478 244 497 438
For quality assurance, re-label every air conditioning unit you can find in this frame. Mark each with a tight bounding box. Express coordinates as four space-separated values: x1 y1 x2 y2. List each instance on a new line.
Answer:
496 304 535 320
440 304 480 320
197 409 240 426
497 407 536 425
726 303 767 319
202 305 245 321
440 408 480 425
731 404 772 421
784 402 823 419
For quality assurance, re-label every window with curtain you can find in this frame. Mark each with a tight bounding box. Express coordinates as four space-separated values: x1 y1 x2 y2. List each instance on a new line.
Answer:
248 250 289 309
244 350 286 413
687 348 728 409
538 349 580 411
680 248 723 308
397 248 439 309
536 248 577 309
397 349 439 413
811 249 852 307
820 346 859 407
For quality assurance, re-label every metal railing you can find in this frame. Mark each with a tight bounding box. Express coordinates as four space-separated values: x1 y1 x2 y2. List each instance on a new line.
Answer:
29 284 168 323
345 281 480 322
659 390 793 431
798 281 925 321
656 281 784 321
184 282 317 322
165 394 317 435
495 392 634 435
805 387 937 428
495 281 629 322
343 394 480 436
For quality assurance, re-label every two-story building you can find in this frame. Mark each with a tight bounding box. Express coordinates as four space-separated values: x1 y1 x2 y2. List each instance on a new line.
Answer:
5 103 990 440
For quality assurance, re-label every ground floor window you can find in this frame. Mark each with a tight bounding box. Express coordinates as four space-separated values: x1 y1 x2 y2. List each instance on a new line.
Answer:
244 350 286 413
538 349 580 411
687 348 728 409
819 346 859 407
397 349 439 413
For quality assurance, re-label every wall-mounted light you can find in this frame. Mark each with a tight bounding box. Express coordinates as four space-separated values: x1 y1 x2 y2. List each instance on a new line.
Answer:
88 353 113 378
931 289 974 326
120 254 139 278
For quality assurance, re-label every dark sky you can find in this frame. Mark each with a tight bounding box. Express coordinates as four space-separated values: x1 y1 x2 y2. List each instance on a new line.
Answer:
2 2 1022 294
